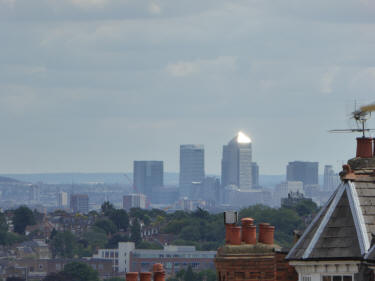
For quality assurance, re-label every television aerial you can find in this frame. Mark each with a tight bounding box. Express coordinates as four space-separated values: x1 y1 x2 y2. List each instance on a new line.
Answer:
329 103 375 138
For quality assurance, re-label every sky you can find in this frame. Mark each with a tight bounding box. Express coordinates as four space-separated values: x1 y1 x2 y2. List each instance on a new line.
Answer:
1 0 375 175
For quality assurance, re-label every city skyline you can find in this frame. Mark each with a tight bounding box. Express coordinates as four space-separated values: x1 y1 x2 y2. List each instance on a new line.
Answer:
1 1 375 175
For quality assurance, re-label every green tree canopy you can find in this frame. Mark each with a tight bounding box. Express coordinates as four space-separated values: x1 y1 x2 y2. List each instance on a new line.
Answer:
108 209 129 231
62 261 100 281
13 206 35 235
43 272 71 281
94 219 117 235
50 231 77 258
101 201 115 216
130 218 141 244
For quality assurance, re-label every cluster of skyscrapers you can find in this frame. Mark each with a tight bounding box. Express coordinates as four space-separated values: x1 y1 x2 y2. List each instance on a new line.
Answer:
128 131 261 210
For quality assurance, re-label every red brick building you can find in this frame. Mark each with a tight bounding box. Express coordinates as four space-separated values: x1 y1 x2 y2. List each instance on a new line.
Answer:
215 218 298 281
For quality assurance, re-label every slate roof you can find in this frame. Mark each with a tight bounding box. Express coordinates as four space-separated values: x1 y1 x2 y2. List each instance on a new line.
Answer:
287 161 375 261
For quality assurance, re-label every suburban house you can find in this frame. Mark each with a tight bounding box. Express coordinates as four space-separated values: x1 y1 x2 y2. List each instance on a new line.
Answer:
287 137 375 281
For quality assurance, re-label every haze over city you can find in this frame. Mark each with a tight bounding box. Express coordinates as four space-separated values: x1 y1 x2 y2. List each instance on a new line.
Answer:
1 0 375 175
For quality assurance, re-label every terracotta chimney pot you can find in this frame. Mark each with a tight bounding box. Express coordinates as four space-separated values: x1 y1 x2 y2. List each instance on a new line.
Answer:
357 137 373 158
225 223 235 244
240 217 254 227
258 223 270 244
228 226 242 245
153 263 165 281
260 225 275 245
126 272 139 281
140 272 152 281
242 225 256 244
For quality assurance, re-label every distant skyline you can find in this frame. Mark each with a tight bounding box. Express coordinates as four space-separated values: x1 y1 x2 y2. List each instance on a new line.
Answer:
1 0 375 174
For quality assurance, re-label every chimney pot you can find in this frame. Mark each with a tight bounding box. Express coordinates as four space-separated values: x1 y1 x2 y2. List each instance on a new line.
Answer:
259 224 275 245
240 217 254 227
225 224 235 244
126 272 139 281
153 263 165 281
228 226 242 245
356 137 373 158
242 224 256 244
140 272 152 281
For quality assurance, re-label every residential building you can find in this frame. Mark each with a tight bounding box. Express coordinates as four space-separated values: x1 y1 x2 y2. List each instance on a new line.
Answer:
221 131 252 190
70 194 89 214
286 161 318 186
123 194 147 210
133 161 163 198
130 245 216 274
286 138 375 281
93 242 216 275
93 242 135 273
179 144 205 198
1 258 114 280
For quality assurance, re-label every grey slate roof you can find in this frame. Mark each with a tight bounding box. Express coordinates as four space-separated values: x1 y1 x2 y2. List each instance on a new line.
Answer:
287 179 375 261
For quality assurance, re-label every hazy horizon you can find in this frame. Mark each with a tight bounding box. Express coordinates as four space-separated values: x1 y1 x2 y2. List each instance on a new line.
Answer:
1 0 375 174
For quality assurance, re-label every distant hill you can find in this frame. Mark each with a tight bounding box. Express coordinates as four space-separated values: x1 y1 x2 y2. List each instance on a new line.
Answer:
0 176 20 183
0 173 179 185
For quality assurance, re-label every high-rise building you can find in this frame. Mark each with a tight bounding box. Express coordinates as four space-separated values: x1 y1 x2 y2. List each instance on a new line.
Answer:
133 161 163 198
286 161 318 186
323 165 340 191
28 185 40 203
70 194 89 214
58 191 68 208
251 162 259 188
179 144 205 198
221 131 252 190
123 194 147 211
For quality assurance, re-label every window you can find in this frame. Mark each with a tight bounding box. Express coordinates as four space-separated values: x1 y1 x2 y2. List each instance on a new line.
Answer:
235 272 245 279
322 275 353 281
303 276 311 281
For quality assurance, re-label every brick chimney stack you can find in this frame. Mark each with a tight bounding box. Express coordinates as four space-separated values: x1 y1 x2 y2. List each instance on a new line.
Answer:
153 263 165 281
126 272 139 281
356 137 373 158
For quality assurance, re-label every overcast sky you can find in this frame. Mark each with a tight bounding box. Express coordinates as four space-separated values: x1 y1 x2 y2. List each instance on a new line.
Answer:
1 0 375 175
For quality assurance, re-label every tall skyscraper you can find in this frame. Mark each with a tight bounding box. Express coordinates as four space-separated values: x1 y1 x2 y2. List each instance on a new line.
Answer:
286 161 318 186
251 162 259 188
221 131 252 190
179 144 205 198
70 194 89 213
133 161 163 197
58 191 68 208
323 165 340 191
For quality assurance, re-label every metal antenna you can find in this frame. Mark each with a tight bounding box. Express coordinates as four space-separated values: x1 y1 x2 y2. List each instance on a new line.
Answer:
329 102 375 138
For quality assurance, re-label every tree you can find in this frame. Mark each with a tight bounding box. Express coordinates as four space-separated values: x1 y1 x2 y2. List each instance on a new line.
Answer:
82 226 108 254
130 218 141 244
43 272 71 281
0 211 8 232
13 206 35 235
108 209 129 231
94 219 117 235
50 231 77 258
184 266 195 281
62 261 100 281
106 233 128 248
101 201 115 216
